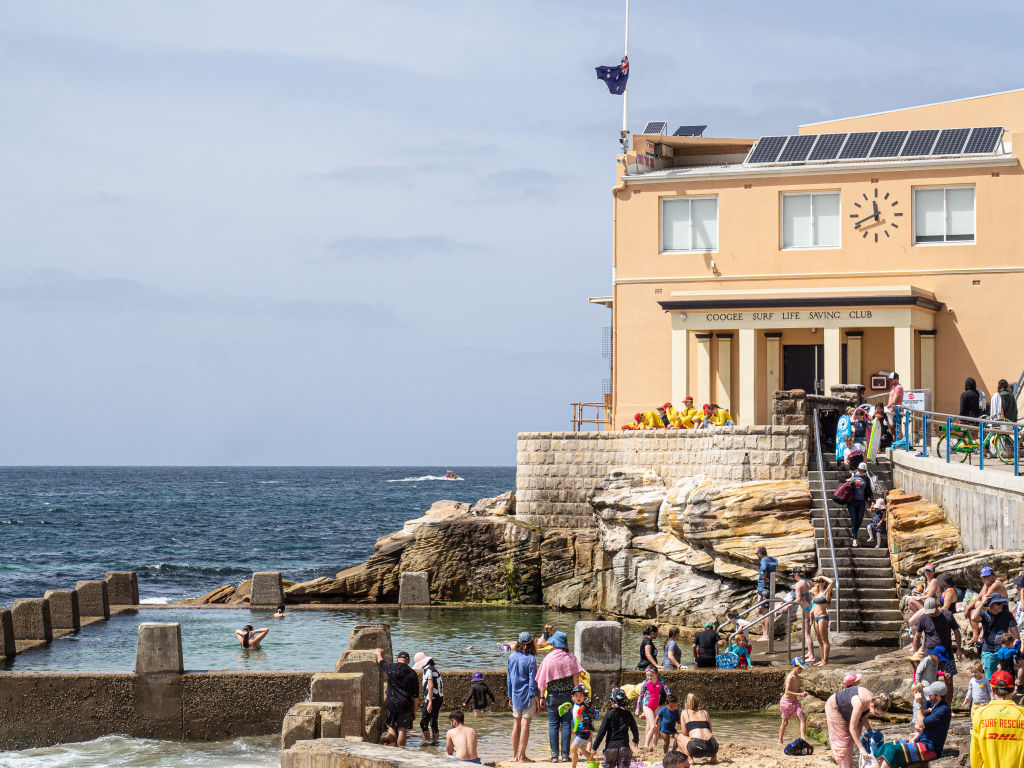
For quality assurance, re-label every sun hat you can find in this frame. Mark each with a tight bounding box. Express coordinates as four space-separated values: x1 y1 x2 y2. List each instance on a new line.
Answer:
922 680 947 697
981 566 994 577
411 651 434 670
792 657 809 669
986 594 1009 606
396 650 410 661
930 645 951 663
471 671 484 682
909 649 927 664
923 597 940 616
518 630 532 644
843 673 862 687
991 670 1015 690
550 631 569 650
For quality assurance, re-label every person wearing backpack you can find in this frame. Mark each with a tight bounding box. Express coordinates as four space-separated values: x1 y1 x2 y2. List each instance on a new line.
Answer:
847 463 873 547
755 546 778 641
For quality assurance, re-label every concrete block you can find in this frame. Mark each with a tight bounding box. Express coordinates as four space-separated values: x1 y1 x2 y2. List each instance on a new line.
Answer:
135 622 184 674
12 599 53 643
105 571 139 606
398 572 430 606
334 649 383 708
250 571 284 608
573 620 621 672
281 702 345 749
43 589 80 632
347 622 392 659
319 708 343 739
0 609 16 660
311 673 364 738
76 580 110 619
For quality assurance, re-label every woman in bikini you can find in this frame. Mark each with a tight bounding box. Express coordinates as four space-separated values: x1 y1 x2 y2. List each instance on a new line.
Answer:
792 565 816 664
235 624 269 649
810 576 834 666
679 692 719 764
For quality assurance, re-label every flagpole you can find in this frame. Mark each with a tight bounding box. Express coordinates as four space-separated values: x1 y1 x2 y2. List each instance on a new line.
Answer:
621 0 630 151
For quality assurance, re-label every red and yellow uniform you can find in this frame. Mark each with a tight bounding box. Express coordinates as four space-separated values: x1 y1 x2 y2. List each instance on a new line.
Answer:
641 410 662 429
710 408 735 426
970 697 1024 766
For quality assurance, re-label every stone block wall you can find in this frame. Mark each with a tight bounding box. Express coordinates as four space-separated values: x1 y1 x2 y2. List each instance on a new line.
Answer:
515 427 809 529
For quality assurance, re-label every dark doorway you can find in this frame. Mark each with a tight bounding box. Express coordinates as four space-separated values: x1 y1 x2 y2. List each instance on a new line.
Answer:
783 344 848 394
784 345 823 393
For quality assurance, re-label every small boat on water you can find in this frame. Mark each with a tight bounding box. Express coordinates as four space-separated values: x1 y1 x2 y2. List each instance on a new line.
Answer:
444 470 460 480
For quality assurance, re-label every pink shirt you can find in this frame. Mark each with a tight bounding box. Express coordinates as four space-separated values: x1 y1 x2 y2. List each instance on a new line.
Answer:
888 383 904 407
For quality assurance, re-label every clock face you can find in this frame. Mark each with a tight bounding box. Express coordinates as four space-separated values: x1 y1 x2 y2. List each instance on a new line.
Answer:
849 186 903 243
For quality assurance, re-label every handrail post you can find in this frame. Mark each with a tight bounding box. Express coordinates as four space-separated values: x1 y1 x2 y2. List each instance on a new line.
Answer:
1016 425 1021 477
946 417 952 464
922 413 928 457
979 420 986 470
768 571 776 654
812 408 841 635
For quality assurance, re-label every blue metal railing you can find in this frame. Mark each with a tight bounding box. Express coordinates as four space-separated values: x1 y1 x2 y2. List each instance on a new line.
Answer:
891 406 1022 477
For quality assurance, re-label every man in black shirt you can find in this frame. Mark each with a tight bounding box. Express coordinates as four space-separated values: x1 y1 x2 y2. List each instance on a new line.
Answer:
376 647 420 746
692 621 722 668
969 595 1021 679
913 597 963 704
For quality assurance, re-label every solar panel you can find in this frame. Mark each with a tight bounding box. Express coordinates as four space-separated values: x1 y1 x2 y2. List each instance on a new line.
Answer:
839 132 878 159
932 128 970 155
673 125 707 136
869 130 908 158
964 126 1003 154
807 133 847 161
778 134 817 162
746 136 788 164
642 121 668 135
900 129 939 157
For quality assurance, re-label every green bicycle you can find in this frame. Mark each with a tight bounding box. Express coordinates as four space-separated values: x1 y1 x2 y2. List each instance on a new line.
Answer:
936 423 1016 464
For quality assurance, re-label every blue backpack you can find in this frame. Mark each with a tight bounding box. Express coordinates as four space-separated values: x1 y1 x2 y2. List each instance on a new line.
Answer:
783 737 814 755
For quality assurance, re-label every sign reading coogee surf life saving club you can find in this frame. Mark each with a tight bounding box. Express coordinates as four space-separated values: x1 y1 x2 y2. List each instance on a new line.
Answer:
674 306 929 330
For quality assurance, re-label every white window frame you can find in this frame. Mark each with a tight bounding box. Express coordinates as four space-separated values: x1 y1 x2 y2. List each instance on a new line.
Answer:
660 195 718 253
912 185 976 246
780 191 841 250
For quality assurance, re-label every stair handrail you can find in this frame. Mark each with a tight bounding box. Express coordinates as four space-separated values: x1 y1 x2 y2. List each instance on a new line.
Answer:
716 597 795 634
812 407 842 633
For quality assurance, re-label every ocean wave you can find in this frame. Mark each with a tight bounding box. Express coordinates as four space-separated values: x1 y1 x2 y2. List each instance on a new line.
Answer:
1 519 21 525
139 563 243 576
139 597 173 605
387 475 464 483
257 480 284 484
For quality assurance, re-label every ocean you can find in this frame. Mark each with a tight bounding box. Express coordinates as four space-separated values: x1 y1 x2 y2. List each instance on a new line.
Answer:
0 466 516 607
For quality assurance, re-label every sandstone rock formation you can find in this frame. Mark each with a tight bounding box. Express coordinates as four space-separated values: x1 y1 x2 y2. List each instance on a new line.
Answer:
886 489 963 583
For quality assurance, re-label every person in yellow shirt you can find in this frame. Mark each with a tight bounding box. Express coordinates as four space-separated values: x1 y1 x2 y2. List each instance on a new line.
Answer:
642 410 662 429
677 397 699 428
709 404 735 427
664 402 683 428
970 670 1024 766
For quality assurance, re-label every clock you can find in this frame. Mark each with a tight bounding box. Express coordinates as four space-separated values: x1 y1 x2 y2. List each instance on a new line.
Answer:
849 187 904 242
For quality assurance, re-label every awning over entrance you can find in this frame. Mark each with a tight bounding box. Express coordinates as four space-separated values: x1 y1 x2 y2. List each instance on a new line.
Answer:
657 285 941 425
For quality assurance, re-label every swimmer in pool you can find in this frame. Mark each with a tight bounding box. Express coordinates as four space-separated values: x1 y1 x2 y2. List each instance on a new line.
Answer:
272 603 289 618
235 624 269 649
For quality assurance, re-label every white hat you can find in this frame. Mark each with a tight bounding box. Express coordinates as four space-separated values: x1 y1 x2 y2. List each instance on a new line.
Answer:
858 462 868 471
411 651 434 670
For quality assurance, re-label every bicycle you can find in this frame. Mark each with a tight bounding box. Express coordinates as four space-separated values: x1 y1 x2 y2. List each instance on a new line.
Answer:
936 422 1015 464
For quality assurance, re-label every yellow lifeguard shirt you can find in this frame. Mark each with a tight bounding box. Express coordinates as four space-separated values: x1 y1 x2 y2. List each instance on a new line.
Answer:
971 698 1024 766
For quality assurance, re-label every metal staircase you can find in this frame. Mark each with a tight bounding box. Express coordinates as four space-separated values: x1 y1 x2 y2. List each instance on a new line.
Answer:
809 414 904 642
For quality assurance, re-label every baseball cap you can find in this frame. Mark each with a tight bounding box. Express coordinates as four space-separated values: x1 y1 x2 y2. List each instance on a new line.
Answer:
684 396 694 402
396 651 410 660
517 631 532 644
858 462 868 471
704 621 714 628
981 566 994 577
922 681 947 697
663 402 672 409
792 657 809 669
923 563 935 571
923 597 940 616
843 673 862 687
930 645 951 663
572 684 587 694
991 670 1015 690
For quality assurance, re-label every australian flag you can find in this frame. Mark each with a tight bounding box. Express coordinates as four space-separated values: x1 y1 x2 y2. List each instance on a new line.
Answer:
595 56 628 95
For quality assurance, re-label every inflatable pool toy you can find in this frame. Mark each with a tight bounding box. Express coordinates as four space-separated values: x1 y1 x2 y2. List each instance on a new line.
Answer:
716 651 739 669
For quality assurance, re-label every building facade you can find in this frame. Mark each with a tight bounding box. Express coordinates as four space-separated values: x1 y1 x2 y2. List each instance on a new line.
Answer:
608 89 1024 426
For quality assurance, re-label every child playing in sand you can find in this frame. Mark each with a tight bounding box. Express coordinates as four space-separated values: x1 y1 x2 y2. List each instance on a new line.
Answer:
779 657 809 746
558 685 595 768
656 694 684 754
445 710 480 763
462 672 495 716
961 660 992 714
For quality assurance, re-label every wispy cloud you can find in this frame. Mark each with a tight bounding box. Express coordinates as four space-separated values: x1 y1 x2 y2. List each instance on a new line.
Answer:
325 235 486 261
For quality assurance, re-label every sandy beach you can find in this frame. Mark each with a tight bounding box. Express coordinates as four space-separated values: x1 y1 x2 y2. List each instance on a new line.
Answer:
495 741 834 768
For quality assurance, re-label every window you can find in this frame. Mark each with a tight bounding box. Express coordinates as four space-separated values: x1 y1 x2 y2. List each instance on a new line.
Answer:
782 192 840 248
661 197 718 252
914 186 975 244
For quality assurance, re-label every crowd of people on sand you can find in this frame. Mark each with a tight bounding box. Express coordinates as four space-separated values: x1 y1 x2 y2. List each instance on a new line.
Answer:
621 396 734 430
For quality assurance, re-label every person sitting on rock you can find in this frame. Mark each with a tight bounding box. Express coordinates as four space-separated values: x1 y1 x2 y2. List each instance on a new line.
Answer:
873 681 950 768
906 563 939 618
967 566 1009 645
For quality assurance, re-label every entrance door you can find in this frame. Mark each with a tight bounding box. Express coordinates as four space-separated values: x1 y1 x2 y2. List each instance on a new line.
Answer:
783 344 849 394
783 345 824 394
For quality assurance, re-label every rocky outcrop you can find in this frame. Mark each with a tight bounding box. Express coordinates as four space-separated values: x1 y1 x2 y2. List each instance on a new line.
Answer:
886 489 963 588
182 583 236 605
471 491 515 517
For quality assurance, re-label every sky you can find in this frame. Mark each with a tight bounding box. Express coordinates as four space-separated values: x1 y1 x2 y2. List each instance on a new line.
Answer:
1 1 1023 465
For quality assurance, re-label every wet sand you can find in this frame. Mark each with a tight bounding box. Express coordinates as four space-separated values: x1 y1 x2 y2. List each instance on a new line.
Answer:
495 742 835 767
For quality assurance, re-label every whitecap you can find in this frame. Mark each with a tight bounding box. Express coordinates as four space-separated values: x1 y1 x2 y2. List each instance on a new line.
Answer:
386 475 464 483
139 597 172 605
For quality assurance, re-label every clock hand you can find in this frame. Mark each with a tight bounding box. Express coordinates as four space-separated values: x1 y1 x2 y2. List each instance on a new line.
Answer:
853 212 879 227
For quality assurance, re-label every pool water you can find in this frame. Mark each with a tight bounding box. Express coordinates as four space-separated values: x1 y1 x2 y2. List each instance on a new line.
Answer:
3 605 636 672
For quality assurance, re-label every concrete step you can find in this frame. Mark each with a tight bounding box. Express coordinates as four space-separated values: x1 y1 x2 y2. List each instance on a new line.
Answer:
814 539 894 555
817 566 895 580
818 576 896 590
